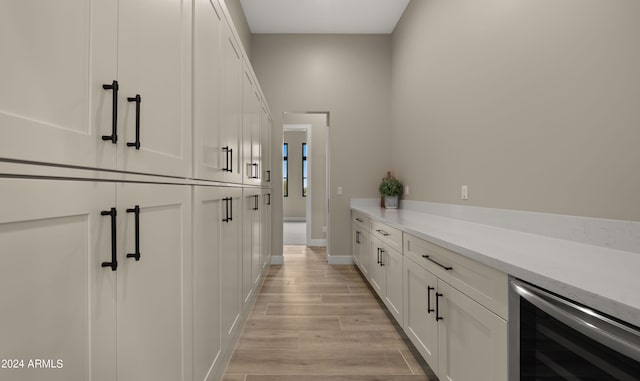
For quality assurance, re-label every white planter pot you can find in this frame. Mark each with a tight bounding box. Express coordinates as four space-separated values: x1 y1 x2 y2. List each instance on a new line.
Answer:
384 195 398 209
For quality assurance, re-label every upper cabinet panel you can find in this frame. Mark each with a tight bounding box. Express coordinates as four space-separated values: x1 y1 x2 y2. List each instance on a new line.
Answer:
117 0 192 177
0 0 118 169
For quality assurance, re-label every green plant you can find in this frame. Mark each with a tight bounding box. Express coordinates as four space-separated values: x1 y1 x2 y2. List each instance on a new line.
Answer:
379 176 403 197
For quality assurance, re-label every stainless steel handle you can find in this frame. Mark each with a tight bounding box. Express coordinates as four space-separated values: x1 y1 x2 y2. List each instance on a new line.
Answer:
511 279 640 362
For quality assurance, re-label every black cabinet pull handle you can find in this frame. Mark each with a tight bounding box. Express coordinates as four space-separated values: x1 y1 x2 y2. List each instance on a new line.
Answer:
229 148 233 172
436 292 443 321
266 170 271 182
126 94 141 149
355 218 364 223
223 197 233 222
126 205 141 261
380 249 385 266
102 80 119 143
355 231 360 244
422 255 453 271
101 208 117 271
222 146 231 172
252 163 259 179
267 193 271 206
252 194 259 211
427 286 435 314
376 229 390 237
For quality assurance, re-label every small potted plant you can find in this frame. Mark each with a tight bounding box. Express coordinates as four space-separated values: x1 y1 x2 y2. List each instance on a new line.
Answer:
379 173 403 209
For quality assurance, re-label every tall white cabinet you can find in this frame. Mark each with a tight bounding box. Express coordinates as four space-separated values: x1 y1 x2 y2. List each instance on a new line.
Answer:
0 0 272 380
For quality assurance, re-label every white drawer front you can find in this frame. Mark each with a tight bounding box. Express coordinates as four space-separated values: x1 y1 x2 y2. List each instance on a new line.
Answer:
371 221 403 253
352 211 370 232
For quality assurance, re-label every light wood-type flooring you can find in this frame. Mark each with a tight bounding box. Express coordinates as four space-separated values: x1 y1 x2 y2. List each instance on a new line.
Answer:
223 245 437 381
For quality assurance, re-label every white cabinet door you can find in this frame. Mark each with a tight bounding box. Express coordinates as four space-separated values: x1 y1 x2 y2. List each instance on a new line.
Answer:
0 179 116 381
220 23 243 184
403 258 439 374
353 227 371 278
117 0 191 177
242 66 261 185
242 188 260 307
193 186 222 381
261 104 272 186
437 281 507 381
221 188 243 349
0 0 117 169
192 0 222 181
369 237 385 298
116 183 191 381
383 246 403 325
262 189 272 272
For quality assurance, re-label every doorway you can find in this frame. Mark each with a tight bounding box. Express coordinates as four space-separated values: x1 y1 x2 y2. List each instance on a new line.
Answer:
282 112 329 249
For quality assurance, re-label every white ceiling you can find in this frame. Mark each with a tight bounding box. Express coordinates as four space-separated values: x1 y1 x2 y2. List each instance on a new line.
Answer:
239 0 411 34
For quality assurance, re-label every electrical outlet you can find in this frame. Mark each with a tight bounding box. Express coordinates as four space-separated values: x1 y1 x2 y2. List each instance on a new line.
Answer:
322 226 327 233
337 186 343 196
405 185 410 196
461 185 468 200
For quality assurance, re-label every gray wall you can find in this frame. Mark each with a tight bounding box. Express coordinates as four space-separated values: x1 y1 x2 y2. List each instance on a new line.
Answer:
252 34 392 257
283 131 307 219
222 0 251 60
391 0 640 221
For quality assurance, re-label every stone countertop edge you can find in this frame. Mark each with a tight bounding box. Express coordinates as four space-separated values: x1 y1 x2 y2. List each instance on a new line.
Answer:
351 204 640 328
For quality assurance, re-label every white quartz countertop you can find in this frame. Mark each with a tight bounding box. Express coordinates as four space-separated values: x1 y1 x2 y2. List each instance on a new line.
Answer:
352 204 640 327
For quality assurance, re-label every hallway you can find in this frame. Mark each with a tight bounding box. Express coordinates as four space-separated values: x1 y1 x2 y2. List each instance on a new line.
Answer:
223 245 434 380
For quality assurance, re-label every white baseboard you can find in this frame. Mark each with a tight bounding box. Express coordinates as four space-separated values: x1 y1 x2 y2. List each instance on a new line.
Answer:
327 255 354 265
271 256 284 265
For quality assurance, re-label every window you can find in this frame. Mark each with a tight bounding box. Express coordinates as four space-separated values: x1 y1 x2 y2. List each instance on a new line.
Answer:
302 143 307 197
283 143 288 197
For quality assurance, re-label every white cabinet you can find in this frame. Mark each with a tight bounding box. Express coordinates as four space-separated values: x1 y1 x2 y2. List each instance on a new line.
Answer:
369 236 403 325
369 236 385 297
116 0 192 177
219 24 244 184
261 103 272 186
352 227 371 278
242 65 262 185
116 183 191 381
403 255 507 381
193 0 243 183
242 188 261 308
0 179 192 381
403 260 440 372
220 188 243 349
192 186 222 381
0 179 116 381
0 0 118 169
383 245 404 324
0 0 191 177
437 281 507 381
262 189 272 272
192 0 222 181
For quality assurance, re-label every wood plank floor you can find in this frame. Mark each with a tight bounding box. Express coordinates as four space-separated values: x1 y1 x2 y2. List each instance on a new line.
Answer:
223 245 437 381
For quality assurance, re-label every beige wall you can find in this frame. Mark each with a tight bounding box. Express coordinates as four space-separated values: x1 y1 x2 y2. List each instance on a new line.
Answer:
222 0 251 60
283 131 307 219
252 34 392 257
391 0 640 221
284 113 328 241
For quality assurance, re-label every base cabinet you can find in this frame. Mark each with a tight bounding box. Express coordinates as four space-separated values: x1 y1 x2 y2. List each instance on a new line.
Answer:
403 257 507 381
352 228 371 278
369 236 403 325
220 188 243 350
